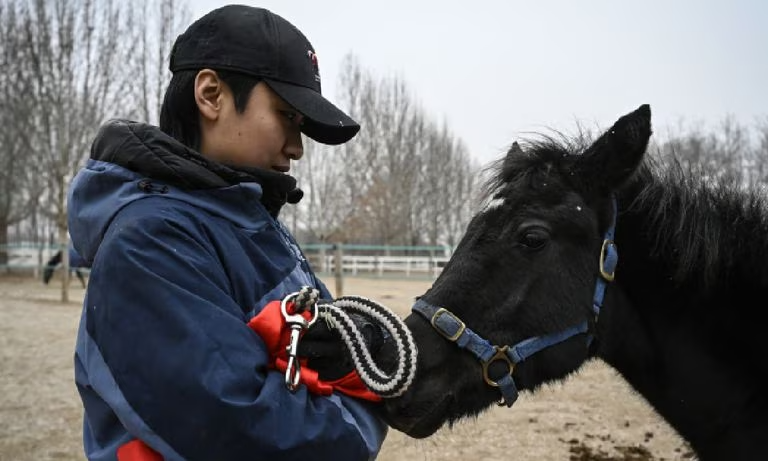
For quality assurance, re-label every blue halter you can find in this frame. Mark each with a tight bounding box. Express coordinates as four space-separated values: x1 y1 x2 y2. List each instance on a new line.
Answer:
412 197 619 407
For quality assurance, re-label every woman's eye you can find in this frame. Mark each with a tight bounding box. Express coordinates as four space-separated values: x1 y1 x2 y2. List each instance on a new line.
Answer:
280 110 303 126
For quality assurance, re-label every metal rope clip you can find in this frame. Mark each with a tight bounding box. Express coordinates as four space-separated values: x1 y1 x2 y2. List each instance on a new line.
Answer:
280 291 318 392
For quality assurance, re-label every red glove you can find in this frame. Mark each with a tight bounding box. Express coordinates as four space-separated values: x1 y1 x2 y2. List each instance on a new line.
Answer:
247 300 381 402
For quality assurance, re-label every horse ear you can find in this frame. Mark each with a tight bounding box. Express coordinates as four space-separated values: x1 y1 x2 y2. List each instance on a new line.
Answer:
575 104 652 192
502 141 524 167
506 142 523 158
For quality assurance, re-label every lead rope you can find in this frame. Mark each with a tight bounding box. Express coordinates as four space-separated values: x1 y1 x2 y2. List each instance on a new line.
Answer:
287 286 418 399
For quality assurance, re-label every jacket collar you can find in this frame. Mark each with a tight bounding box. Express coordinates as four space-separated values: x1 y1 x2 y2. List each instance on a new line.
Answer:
90 119 303 216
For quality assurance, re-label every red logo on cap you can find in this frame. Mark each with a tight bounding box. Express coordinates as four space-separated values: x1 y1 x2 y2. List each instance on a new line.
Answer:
307 50 318 67
307 50 320 83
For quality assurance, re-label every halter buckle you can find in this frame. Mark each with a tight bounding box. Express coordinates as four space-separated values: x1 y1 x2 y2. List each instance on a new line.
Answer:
481 346 515 387
599 239 617 282
430 308 466 342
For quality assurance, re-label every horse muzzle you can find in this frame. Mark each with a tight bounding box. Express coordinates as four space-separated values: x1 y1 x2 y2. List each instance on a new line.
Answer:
382 392 454 438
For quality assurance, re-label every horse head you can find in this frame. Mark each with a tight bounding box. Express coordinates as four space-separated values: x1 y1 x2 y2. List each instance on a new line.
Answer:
382 105 652 438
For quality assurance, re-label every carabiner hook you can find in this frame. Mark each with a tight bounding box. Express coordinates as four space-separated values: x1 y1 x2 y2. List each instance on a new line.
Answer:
280 291 318 392
284 331 302 391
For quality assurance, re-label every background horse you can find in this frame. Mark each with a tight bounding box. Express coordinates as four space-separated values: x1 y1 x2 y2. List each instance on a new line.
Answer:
382 105 767 460
43 247 89 288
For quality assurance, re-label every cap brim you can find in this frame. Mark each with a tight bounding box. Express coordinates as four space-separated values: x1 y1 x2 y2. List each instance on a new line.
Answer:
264 79 360 145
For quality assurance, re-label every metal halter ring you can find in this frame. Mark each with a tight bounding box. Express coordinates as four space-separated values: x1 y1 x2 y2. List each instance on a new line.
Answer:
481 346 515 387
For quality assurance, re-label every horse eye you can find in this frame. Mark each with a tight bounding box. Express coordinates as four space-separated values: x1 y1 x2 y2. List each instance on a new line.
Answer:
518 228 549 250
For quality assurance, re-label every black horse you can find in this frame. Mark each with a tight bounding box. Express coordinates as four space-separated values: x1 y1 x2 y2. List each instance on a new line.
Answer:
382 105 767 460
43 248 89 288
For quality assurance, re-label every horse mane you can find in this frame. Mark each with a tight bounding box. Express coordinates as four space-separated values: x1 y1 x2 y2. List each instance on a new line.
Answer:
625 156 768 289
484 133 768 291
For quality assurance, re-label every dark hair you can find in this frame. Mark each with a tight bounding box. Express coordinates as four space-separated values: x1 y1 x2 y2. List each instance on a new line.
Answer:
159 70 261 150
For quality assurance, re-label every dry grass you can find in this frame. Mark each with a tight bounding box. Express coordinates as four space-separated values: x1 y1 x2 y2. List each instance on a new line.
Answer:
0 275 693 460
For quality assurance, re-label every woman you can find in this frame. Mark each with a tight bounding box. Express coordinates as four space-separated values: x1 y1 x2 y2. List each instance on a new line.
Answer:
69 5 387 460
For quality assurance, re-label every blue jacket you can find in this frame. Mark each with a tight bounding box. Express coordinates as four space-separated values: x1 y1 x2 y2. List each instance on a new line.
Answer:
68 120 387 460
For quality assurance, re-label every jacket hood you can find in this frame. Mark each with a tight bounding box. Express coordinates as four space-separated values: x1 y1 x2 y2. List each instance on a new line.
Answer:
68 119 303 263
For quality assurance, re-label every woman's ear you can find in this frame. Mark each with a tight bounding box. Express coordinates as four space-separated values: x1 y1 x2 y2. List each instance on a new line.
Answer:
194 69 224 122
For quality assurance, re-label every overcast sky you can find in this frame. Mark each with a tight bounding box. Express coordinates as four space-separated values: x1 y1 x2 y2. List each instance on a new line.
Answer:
187 0 768 165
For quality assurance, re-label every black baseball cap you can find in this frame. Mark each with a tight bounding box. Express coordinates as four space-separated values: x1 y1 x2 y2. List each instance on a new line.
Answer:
170 5 359 145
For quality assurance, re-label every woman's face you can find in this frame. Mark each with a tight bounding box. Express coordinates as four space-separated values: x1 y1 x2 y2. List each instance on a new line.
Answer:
198 75 304 173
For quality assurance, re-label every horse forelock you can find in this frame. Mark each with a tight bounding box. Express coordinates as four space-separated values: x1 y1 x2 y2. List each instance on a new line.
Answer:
484 135 591 203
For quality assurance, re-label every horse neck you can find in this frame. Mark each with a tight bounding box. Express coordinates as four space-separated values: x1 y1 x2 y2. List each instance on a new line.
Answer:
593 177 768 456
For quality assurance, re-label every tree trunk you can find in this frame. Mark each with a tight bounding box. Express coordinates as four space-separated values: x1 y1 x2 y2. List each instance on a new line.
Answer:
58 173 69 303
0 219 8 272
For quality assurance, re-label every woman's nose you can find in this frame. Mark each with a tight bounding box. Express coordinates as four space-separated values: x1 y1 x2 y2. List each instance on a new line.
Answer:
285 133 303 160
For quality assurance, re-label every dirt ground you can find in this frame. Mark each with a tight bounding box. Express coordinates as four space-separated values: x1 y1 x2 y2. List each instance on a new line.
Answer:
0 274 695 461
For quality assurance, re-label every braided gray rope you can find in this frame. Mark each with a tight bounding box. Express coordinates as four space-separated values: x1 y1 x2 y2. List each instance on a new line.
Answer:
293 287 418 398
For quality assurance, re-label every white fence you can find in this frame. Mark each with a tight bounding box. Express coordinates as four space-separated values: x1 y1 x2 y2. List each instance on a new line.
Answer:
3 243 452 278
1 245 58 270
319 255 449 277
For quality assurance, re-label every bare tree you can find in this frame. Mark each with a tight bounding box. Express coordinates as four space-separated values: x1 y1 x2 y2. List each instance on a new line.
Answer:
359 76 423 244
334 55 385 242
297 53 480 248
5 0 188 300
0 1 39 269
658 116 752 187
17 0 144 300
137 0 190 124
289 139 347 242
713 115 749 183
333 56 422 244
745 116 768 187
414 120 480 248
292 55 379 244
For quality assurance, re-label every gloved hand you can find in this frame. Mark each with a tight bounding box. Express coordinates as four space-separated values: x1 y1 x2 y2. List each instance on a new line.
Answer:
297 304 393 382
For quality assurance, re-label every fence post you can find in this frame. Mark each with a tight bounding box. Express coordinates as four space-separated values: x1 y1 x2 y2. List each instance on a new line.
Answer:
334 243 343 297
318 244 327 273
